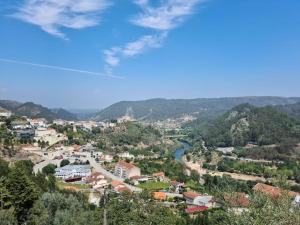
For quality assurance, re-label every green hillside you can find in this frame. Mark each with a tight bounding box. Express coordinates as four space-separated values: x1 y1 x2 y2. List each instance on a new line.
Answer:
197 104 300 147
93 97 300 121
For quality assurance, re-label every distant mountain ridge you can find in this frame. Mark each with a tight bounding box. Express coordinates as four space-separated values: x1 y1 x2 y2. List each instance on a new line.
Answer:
0 100 77 121
93 96 300 121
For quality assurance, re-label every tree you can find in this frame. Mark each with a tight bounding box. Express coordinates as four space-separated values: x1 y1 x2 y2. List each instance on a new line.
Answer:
6 167 38 222
0 178 11 209
0 158 9 177
42 164 57 175
60 159 70 167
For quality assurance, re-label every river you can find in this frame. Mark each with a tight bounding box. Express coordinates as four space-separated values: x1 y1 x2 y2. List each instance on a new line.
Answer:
173 141 192 161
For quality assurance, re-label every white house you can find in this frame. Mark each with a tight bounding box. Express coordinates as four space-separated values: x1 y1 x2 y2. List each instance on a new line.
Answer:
114 161 141 179
183 191 215 208
84 172 109 189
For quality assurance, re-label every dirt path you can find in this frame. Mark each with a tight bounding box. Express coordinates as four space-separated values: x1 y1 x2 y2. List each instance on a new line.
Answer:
183 157 266 182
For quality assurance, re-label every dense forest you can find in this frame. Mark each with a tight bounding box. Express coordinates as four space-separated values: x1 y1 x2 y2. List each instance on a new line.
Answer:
193 104 300 147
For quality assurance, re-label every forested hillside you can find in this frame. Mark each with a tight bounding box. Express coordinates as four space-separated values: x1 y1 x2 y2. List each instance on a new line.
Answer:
94 97 300 121
195 104 300 147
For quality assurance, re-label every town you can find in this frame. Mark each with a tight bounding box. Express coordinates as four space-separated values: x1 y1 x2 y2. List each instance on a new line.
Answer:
1 102 300 225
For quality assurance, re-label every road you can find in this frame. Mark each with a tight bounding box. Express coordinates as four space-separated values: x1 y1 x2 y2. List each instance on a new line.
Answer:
87 156 142 192
33 150 142 192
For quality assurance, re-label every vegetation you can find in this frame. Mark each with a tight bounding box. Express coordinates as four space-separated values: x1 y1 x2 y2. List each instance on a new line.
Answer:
197 104 300 147
137 182 169 190
94 97 300 121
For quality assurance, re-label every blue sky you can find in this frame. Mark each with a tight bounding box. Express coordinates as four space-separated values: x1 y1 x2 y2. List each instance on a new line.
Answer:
0 0 300 109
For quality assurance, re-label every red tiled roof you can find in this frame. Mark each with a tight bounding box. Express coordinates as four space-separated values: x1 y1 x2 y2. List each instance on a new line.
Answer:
183 191 201 199
117 161 136 169
253 183 298 198
185 206 209 214
224 192 250 207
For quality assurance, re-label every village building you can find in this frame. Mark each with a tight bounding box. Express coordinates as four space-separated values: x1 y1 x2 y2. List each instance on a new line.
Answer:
153 172 165 182
223 192 250 213
29 118 48 128
153 192 167 201
169 181 185 194
55 165 91 180
84 172 109 189
111 180 131 193
114 161 141 179
185 206 209 214
118 152 135 159
253 183 298 198
183 191 215 208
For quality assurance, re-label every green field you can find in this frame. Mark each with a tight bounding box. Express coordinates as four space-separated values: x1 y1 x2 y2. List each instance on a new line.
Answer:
137 182 169 190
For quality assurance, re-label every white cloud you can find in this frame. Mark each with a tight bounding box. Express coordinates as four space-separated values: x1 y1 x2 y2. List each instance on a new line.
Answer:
132 0 204 30
104 0 205 68
12 0 111 39
104 32 167 66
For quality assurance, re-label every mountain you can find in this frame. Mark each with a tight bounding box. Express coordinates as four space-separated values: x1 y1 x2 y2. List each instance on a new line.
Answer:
93 97 300 121
197 104 300 147
51 108 78 121
0 100 77 121
275 102 300 121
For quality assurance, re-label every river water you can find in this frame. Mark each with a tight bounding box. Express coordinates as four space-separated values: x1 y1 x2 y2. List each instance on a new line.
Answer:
173 141 192 161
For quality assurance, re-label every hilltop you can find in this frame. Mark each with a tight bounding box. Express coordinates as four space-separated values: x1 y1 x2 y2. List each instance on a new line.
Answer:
93 97 300 121
0 100 77 121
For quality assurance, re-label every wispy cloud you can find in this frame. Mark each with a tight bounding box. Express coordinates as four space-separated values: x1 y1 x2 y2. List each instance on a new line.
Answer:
0 58 124 79
11 0 111 39
104 32 167 67
132 0 204 30
104 0 205 68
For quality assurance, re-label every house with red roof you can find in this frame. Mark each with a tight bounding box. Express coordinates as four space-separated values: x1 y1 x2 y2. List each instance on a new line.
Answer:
114 161 141 179
185 206 209 214
253 183 298 198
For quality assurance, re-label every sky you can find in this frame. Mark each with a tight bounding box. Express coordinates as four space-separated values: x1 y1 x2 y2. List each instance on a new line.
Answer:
0 0 300 109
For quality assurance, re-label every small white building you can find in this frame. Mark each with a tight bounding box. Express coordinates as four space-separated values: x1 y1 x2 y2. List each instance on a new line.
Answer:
183 191 215 208
114 161 141 179
118 152 135 159
29 118 48 128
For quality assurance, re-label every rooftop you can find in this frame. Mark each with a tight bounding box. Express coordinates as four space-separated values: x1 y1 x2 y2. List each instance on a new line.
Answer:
116 161 137 170
224 192 250 208
253 183 298 198
183 191 201 199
